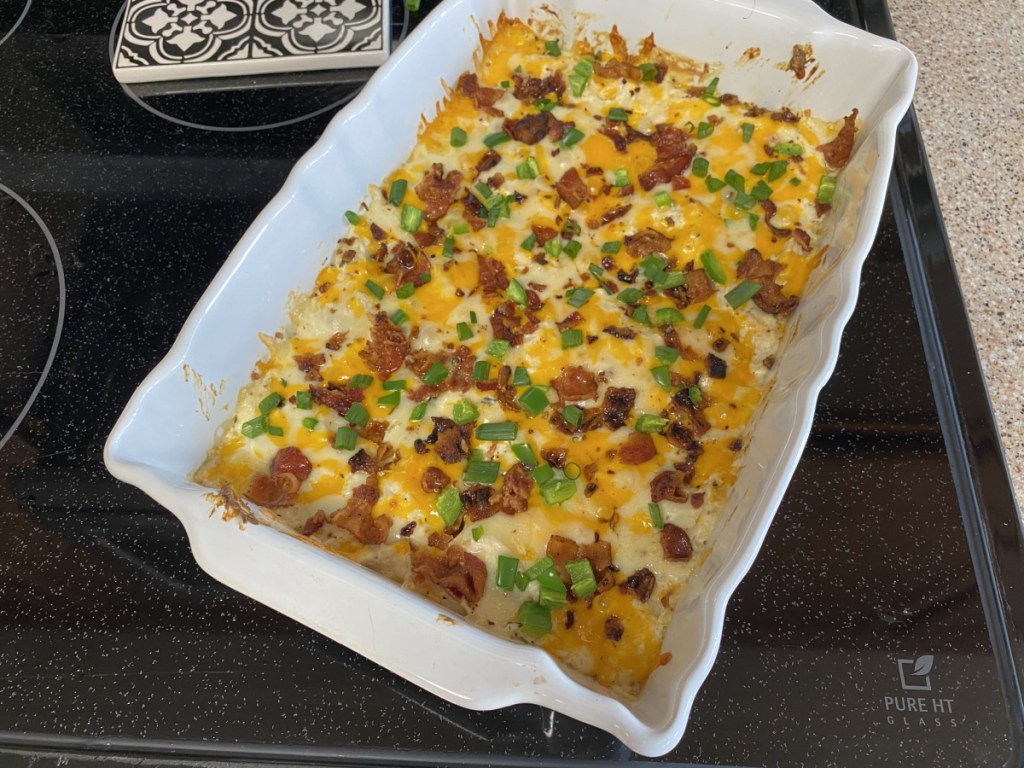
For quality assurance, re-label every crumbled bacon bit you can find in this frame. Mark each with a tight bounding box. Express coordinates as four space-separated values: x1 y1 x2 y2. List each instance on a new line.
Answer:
618 432 657 465
294 353 326 381
555 167 590 208
325 332 347 351
660 523 693 562
650 470 689 503
331 482 391 545
550 365 598 403
415 163 464 222
358 312 409 378
300 510 326 536
818 108 859 169
736 249 799 315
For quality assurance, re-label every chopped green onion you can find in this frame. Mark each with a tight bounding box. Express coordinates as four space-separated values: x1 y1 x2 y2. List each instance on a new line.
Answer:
511 366 531 387
544 39 561 56
700 250 727 284
724 169 745 193
654 191 673 208
422 362 449 386
655 307 685 325
534 97 557 112
475 422 518 441
691 157 709 178
636 413 669 433
561 328 584 348
344 402 369 428
772 141 803 157
484 131 511 149
538 573 567 608
734 192 757 210
377 391 401 408
453 399 480 425
562 405 584 428
485 339 511 360
688 385 702 405
348 374 373 389
335 426 357 450
725 279 763 309
383 379 407 391
301 417 318 430
568 72 588 98
567 287 594 308
516 158 540 180
435 486 463 527
472 525 484 541
741 122 755 143
789 176 801 186
653 270 686 290
748 213 759 230
518 386 550 417
601 240 622 254
266 424 284 437
703 76 719 95
648 502 664 529
607 107 629 122
396 282 415 300
456 322 473 341
655 345 679 364
464 459 500 484
697 121 714 139
562 239 582 259
751 180 773 201
344 210 360 224
241 416 266 439
473 360 492 381
474 181 493 200
631 305 651 325
540 478 577 505
518 601 552 637
751 162 771 175
388 179 407 206
295 390 313 410
639 62 658 81
651 365 673 391
522 556 555 583
521 233 537 251
531 463 555 485
617 287 645 306
470 311 478 323
544 238 562 259
389 308 408 325
496 555 520 590
442 235 455 258
561 128 585 148
450 126 467 147
817 175 837 203
574 58 594 78
453 222 470 235
611 167 630 187
500 80 510 89
410 400 429 422
566 558 597 597
507 278 527 306
768 159 788 182
511 443 537 467
705 177 726 192
693 304 711 329
259 392 282 415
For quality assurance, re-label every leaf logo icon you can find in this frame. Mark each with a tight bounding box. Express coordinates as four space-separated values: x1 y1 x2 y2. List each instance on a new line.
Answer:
913 655 934 677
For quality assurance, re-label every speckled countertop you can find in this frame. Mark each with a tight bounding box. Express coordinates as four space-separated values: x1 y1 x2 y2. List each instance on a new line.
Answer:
890 0 1023 512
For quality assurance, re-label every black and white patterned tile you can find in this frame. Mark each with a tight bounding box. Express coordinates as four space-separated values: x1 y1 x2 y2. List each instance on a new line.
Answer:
113 0 388 83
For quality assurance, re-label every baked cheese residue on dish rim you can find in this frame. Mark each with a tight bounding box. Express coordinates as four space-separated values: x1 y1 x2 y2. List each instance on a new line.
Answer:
195 16 858 698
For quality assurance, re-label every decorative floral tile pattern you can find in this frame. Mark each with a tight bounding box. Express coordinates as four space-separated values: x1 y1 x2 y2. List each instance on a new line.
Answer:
114 0 388 83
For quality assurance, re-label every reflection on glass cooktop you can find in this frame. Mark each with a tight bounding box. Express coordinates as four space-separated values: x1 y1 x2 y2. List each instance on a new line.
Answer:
0 0 1020 765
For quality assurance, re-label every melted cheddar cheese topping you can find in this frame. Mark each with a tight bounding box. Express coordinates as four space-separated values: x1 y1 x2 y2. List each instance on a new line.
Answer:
196 18 856 698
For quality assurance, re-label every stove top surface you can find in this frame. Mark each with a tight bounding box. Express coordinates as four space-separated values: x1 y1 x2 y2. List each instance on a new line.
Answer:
1 1 1022 766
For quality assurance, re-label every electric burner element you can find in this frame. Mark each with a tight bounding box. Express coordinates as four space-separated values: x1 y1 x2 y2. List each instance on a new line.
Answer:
0 184 65 450
0 0 30 49
106 0 409 131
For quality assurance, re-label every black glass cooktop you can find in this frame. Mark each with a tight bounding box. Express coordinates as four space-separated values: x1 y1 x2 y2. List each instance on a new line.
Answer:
1 0 1022 766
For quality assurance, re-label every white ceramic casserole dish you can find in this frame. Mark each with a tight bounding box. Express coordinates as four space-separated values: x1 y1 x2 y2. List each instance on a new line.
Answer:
104 0 916 756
